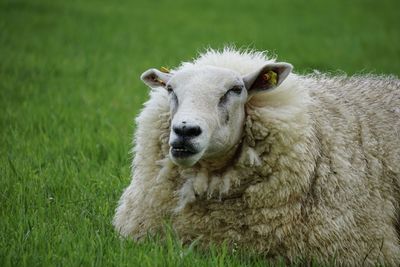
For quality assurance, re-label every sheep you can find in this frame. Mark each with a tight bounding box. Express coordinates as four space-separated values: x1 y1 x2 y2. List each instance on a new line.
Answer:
113 48 400 266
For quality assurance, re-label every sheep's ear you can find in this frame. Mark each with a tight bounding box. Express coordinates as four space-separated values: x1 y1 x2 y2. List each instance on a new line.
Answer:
243 63 293 94
140 68 172 89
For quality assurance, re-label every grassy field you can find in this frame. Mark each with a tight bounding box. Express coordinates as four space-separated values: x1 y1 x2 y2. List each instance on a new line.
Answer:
1 0 399 266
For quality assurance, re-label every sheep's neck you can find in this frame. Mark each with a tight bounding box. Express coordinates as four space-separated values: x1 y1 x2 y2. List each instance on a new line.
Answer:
198 142 242 172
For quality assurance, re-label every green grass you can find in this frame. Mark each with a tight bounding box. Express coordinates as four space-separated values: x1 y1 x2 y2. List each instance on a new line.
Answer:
0 0 399 266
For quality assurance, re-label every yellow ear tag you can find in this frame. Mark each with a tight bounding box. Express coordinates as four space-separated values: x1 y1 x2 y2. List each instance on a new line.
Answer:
151 75 165 86
156 78 165 86
160 66 170 73
263 70 278 86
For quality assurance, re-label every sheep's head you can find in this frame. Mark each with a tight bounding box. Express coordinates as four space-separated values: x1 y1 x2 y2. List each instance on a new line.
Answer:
141 63 292 167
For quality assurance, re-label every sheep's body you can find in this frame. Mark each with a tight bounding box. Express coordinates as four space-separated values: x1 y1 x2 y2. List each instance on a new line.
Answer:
114 49 400 266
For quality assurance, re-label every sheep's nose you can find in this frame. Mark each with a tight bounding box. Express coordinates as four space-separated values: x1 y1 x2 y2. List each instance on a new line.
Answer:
173 124 202 138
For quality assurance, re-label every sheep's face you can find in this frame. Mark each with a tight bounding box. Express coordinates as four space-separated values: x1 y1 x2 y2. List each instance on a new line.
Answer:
165 66 247 167
141 63 292 167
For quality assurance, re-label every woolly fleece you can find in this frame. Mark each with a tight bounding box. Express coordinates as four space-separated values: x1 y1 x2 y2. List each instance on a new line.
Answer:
114 48 400 266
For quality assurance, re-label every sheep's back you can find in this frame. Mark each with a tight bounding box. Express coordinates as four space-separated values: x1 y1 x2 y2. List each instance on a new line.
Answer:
308 74 400 174
305 75 400 255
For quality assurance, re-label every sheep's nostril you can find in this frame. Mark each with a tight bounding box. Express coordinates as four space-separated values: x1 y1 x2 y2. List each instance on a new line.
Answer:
173 125 202 138
186 125 202 137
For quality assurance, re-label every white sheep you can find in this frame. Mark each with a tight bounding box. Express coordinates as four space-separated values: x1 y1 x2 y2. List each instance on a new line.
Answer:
114 48 400 266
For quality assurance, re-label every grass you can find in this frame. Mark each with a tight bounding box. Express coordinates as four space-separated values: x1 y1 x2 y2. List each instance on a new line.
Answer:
0 0 399 266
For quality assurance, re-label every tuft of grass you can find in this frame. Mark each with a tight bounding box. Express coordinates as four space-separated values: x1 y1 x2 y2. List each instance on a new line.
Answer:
0 0 399 266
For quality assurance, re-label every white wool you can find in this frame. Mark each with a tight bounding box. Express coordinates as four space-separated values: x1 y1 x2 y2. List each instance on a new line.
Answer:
243 147 262 167
182 47 276 75
207 174 222 199
175 178 196 212
192 168 209 196
114 48 400 266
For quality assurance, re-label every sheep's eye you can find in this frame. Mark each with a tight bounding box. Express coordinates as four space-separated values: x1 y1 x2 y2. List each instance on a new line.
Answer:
168 87 178 105
228 85 243 94
219 93 228 105
219 85 243 105
166 85 173 93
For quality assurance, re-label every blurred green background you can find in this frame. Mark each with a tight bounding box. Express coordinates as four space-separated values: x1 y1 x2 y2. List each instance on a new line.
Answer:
1 0 399 266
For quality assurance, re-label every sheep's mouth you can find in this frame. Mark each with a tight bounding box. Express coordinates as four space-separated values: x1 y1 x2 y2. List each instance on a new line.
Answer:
170 143 198 158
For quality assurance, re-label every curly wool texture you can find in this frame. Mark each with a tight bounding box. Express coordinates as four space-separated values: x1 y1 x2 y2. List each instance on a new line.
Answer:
114 49 400 266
